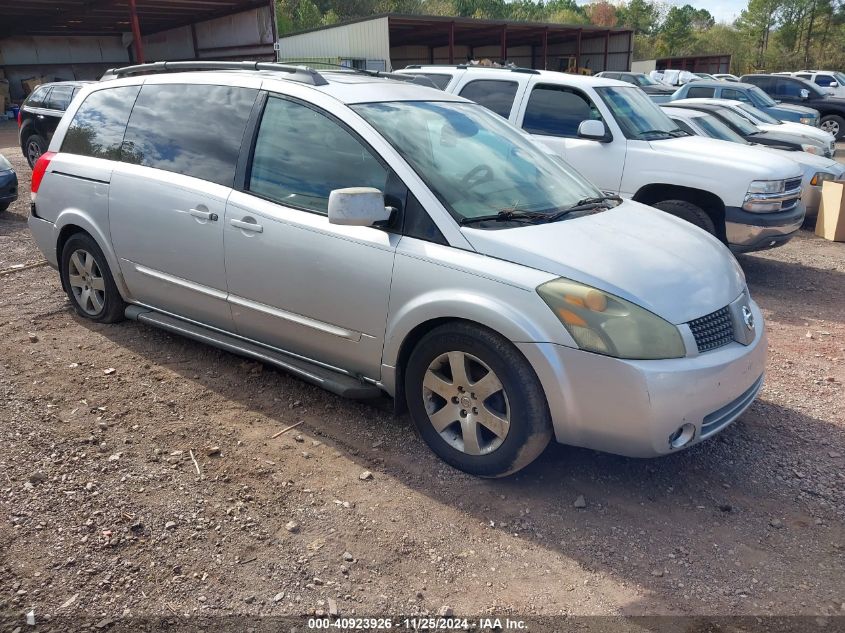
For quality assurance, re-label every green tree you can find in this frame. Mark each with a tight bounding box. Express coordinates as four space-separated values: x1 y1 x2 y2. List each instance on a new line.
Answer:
658 5 693 55
617 0 659 35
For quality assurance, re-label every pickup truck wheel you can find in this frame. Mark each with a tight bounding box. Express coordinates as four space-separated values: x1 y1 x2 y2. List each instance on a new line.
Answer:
820 115 844 140
652 199 716 235
405 323 553 478
25 134 47 168
60 233 125 323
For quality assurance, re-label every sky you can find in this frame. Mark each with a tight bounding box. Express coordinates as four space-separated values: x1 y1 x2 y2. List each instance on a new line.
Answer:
681 0 747 23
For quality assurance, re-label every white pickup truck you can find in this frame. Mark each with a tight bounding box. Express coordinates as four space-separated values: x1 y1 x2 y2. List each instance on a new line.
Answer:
398 65 806 252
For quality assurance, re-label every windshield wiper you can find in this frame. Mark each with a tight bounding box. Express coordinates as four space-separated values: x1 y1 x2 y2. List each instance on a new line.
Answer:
634 129 675 139
460 210 549 226
544 194 623 221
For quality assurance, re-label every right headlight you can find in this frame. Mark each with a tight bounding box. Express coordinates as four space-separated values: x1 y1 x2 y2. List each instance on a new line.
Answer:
537 278 686 360
801 143 820 155
743 179 794 213
799 116 815 126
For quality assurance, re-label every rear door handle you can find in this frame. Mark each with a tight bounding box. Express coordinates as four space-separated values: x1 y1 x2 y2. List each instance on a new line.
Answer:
230 218 263 233
190 208 218 221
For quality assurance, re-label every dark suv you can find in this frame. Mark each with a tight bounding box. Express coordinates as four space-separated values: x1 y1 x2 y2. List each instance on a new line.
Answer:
18 81 91 167
741 74 845 140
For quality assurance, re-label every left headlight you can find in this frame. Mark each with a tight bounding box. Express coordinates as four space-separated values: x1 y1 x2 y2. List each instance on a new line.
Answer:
799 116 816 126
801 143 820 155
810 171 835 186
537 278 686 360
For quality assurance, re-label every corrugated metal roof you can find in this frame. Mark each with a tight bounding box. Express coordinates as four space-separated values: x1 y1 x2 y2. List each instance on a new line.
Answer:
0 0 271 38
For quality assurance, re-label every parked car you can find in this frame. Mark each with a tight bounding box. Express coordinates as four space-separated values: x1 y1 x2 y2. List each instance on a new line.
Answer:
398 65 805 252
740 74 845 139
17 81 91 167
674 97 836 156
668 101 832 157
0 153 17 213
594 71 676 101
713 73 740 82
28 61 767 477
789 71 845 98
663 105 844 217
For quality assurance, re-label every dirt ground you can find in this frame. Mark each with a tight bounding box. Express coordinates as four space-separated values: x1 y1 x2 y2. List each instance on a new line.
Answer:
1 129 844 629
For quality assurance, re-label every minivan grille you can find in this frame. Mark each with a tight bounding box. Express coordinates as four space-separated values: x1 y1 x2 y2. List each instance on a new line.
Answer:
688 306 734 353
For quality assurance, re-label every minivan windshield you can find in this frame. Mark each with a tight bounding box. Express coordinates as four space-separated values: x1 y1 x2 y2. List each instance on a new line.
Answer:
747 86 778 107
352 101 600 222
594 86 685 140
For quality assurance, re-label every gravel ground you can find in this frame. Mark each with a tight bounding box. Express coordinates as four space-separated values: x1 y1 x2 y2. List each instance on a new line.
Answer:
0 134 844 629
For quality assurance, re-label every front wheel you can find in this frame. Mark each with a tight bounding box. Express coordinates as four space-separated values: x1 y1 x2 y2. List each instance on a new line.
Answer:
652 199 716 235
820 114 844 141
404 323 552 477
60 233 126 323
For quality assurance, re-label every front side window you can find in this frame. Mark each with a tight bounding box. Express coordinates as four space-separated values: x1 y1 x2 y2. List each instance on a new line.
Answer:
748 85 777 107
686 86 715 98
62 86 140 160
120 83 257 187
595 86 680 140
248 96 388 214
815 75 836 87
721 88 750 103
353 101 599 223
458 80 518 118
523 85 603 137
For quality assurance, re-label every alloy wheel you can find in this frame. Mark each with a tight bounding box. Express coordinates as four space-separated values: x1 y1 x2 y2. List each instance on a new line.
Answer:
27 140 42 166
67 249 106 316
422 351 510 455
820 119 840 137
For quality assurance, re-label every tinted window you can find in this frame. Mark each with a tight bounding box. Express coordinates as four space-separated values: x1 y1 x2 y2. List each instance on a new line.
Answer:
795 73 812 80
620 74 636 85
46 85 74 111
721 88 750 103
744 75 772 90
458 80 518 118
815 75 836 87
672 118 696 135
249 97 388 214
523 85 602 137
418 73 452 90
403 193 446 245
62 86 140 160
775 78 803 97
120 84 257 187
26 86 50 108
686 86 715 98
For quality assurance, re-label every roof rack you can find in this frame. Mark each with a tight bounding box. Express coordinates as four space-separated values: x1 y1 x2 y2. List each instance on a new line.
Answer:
404 64 539 75
100 61 329 86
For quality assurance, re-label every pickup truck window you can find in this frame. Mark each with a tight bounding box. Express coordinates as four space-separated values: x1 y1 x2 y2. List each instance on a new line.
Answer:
458 80 518 118
522 84 602 137
686 86 715 98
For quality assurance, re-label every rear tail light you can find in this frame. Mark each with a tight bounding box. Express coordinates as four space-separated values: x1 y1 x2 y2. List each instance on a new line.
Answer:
31 151 56 200
17 108 22 128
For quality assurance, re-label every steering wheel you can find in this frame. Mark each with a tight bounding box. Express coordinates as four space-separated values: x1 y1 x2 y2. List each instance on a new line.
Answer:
460 164 494 190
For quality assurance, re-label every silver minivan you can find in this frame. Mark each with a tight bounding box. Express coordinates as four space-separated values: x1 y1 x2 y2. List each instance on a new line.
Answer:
28 62 767 477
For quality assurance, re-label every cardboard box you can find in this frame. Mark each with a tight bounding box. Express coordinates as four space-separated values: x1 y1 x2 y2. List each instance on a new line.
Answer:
0 95 6 117
0 79 10 101
21 76 47 95
815 180 845 242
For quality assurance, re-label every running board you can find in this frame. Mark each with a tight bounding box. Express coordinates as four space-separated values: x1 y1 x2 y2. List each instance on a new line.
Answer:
125 306 382 399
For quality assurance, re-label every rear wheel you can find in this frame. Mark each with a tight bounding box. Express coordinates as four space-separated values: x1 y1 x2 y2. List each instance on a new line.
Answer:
653 199 716 235
404 323 552 478
820 114 844 141
25 134 47 168
0 202 9 213
60 233 125 323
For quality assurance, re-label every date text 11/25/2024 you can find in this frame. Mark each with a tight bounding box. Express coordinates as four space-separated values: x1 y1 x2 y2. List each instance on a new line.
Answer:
307 617 528 630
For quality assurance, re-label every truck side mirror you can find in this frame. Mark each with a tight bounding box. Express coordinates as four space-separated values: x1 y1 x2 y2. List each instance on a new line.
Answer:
577 119 610 142
800 88 810 100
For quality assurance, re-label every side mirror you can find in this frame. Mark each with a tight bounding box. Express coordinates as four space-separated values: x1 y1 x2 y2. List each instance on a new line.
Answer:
800 88 810 100
328 187 393 227
577 119 609 141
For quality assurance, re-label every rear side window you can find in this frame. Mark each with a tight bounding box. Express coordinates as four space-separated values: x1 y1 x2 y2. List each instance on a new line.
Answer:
25 85 50 108
248 96 388 214
522 84 602 137
774 78 803 97
686 86 715 98
62 86 140 160
418 73 452 90
120 84 257 187
46 85 74 111
458 80 518 118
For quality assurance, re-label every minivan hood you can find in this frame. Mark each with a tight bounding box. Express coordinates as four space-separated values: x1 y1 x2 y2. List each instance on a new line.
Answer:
461 201 745 325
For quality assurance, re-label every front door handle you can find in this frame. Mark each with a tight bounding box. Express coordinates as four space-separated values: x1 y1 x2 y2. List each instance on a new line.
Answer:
190 208 218 221
230 218 263 233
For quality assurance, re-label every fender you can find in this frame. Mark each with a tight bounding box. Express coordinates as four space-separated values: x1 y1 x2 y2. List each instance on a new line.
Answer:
53 209 132 300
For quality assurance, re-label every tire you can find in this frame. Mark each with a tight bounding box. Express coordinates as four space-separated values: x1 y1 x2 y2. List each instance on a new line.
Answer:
652 199 716 235
60 233 125 323
0 202 9 213
24 134 47 168
820 114 844 141
404 322 553 478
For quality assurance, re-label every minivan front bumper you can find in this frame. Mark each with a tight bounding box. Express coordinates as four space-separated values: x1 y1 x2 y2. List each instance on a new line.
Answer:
516 299 766 458
724 204 804 252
